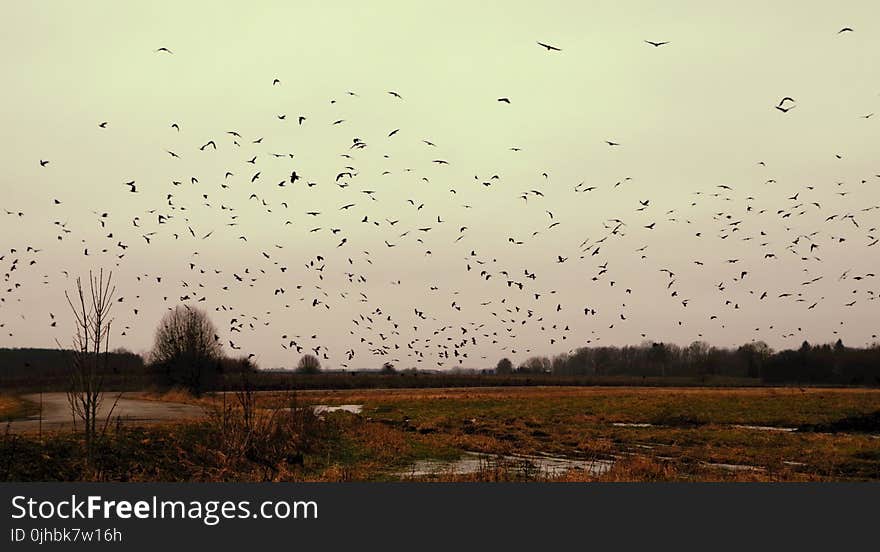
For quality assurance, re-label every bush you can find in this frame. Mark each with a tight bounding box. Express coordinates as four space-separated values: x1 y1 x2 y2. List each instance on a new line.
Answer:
205 374 320 480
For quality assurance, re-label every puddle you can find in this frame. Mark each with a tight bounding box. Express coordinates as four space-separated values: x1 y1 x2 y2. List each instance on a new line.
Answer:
702 462 763 472
312 404 363 415
397 451 613 478
613 421 797 433
731 424 797 432
398 450 777 478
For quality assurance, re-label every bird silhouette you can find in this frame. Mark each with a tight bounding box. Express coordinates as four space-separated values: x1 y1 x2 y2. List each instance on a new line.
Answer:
536 41 561 51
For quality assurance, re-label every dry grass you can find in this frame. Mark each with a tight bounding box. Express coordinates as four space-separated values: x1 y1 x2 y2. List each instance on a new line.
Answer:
283 386 880 481
191 385 880 424
4 386 879 481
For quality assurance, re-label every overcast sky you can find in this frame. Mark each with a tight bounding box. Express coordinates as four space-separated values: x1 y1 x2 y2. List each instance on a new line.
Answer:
1 1 878 369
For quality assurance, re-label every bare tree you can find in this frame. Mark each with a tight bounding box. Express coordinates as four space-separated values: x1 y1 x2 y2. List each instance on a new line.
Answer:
296 354 321 374
495 357 513 375
518 356 551 374
150 305 222 394
61 269 118 463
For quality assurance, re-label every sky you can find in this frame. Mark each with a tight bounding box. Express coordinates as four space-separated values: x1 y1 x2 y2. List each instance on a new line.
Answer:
1 1 879 369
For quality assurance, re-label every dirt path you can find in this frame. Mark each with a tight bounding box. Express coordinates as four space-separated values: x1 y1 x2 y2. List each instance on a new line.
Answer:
4 392 205 433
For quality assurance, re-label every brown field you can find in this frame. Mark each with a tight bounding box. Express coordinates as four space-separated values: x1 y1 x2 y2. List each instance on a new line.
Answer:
132 386 880 481
3 386 879 482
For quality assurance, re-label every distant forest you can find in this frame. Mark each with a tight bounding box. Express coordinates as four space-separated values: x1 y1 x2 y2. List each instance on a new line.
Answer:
0 347 145 379
508 340 880 385
1 339 879 388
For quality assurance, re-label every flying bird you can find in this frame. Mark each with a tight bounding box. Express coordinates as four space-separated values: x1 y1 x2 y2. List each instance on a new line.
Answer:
776 97 796 113
536 41 561 51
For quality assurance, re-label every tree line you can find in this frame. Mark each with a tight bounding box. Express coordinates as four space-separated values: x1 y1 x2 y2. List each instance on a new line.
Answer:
3 300 878 392
498 339 880 385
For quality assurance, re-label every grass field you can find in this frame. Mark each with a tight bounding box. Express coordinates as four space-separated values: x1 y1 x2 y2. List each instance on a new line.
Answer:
305 387 880 479
2 386 879 481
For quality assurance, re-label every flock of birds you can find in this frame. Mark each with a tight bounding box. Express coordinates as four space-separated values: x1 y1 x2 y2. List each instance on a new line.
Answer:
3 32 879 369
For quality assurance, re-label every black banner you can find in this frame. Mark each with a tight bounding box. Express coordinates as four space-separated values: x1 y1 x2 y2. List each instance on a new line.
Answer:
1 483 876 550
